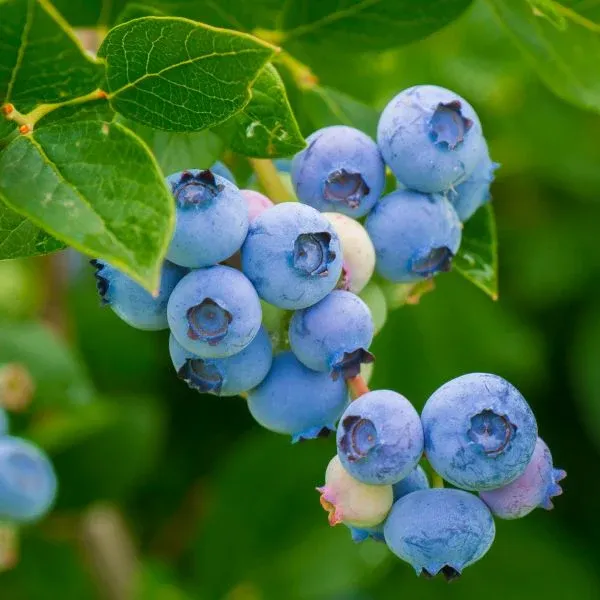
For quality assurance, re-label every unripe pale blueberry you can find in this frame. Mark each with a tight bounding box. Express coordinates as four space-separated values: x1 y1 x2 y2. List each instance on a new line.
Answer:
480 437 566 519
91 259 186 330
422 373 538 491
165 169 249 268
377 85 486 193
292 126 385 218
240 190 274 222
210 161 236 184
241 203 343 310
384 489 495 580
0 436 57 523
448 144 500 221
359 281 387 335
337 390 424 485
365 189 462 283
247 351 348 442
317 455 392 528
323 212 375 293
289 290 374 380
0 409 8 436
169 326 272 397
167 266 262 358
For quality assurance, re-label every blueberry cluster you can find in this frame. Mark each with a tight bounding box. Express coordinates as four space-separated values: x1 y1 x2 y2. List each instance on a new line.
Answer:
91 85 563 579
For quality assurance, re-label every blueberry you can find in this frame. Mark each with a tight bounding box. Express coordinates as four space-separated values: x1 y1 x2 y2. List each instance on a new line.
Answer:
292 126 385 218
377 85 486 193
359 281 387 335
247 351 348 442
480 437 566 519
169 326 272 397
317 455 392 528
165 169 249 268
289 290 374 380
240 189 274 222
167 265 262 358
210 161 236 184
365 189 462 283
336 390 424 485
448 144 500 221
384 488 495 579
0 436 57 523
91 259 186 330
422 373 538 491
241 203 343 310
323 212 376 294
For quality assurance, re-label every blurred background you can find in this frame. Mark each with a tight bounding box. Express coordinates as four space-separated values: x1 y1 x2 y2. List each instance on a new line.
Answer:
1 1 599 598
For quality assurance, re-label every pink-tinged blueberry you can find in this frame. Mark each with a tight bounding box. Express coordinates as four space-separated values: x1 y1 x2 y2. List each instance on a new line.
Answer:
480 437 566 519
422 373 538 491
240 189 274 222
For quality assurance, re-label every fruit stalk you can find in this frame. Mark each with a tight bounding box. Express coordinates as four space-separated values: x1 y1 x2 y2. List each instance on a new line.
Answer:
249 159 294 203
348 375 370 400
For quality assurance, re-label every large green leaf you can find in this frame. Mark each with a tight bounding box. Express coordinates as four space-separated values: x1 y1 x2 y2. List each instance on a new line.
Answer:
216 64 305 158
0 118 174 292
0 0 102 109
98 17 276 132
489 0 600 113
454 203 498 300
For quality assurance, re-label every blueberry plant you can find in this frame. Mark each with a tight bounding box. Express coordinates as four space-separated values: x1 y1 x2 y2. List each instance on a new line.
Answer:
2 0 598 594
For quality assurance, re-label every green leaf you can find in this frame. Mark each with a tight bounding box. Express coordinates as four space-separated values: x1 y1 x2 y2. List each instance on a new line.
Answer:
98 17 276 132
50 0 128 27
454 203 498 300
216 64 305 158
0 0 102 109
489 0 600 113
0 118 174 292
115 2 166 24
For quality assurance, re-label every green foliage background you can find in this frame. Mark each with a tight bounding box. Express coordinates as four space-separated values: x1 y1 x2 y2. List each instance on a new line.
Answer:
1 0 600 598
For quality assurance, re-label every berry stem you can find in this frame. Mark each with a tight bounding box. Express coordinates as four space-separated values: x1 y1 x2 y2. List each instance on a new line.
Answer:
348 375 370 400
275 51 319 90
249 158 294 203
431 472 445 488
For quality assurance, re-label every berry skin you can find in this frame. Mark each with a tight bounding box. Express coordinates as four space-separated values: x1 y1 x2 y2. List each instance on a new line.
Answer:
422 373 538 491
292 126 386 218
359 281 387 335
365 189 462 283
448 145 500 221
169 326 272 397
247 351 348 442
289 290 374 380
91 259 186 331
210 161 236 184
167 266 262 358
336 390 424 485
377 85 486 193
480 437 566 519
317 455 392 528
384 488 495 580
241 203 343 310
323 212 375 294
0 436 57 523
165 169 249 268
240 189 274 222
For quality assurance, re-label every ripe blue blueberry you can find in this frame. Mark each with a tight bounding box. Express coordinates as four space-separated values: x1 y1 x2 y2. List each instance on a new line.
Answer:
165 169 249 268
365 189 461 283
241 203 343 310
167 265 262 358
480 437 566 519
168 326 272 397
336 389 424 485
0 436 57 523
384 488 495 579
292 126 385 218
289 290 375 380
247 351 348 442
422 373 538 491
91 259 186 330
448 144 500 221
210 161 236 184
377 85 485 193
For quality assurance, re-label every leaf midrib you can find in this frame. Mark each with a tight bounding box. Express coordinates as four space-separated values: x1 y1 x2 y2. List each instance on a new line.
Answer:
4 0 34 103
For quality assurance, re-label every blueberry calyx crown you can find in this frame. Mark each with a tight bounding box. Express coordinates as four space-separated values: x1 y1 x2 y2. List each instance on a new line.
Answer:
293 232 336 277
90 259 110 306
421 566 461 582
429 100 473 150
173 170 224 208
411 246 454 277
468 409 516 457
186 298 232 345
542 468 567 510
330 349 375 381
177 359 223 394
324 168 370 209
338 415 378 462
